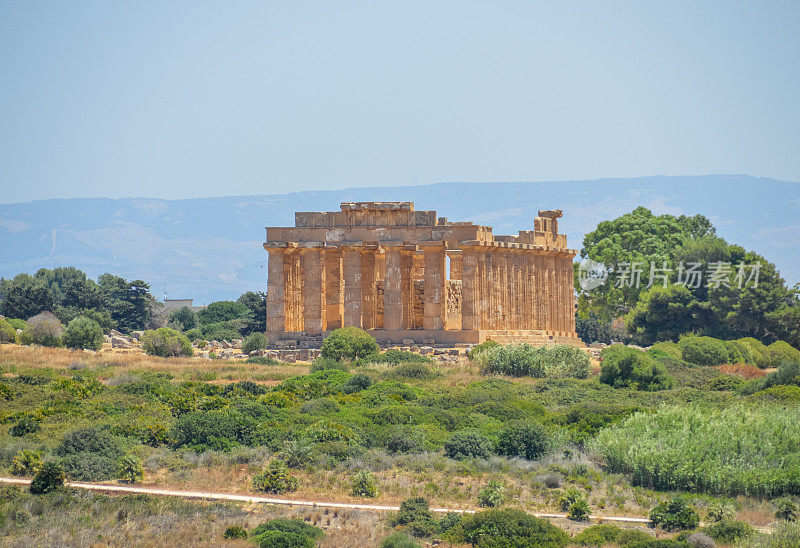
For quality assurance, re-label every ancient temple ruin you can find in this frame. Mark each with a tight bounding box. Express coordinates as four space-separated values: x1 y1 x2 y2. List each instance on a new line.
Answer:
264 202 579 345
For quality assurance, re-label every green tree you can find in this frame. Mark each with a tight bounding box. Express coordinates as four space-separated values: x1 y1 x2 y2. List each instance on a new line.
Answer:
62 316 104 350
98 274 155 332
0 273 55 319
625 284 697 345
599 346 673 390
198 301 252 325
237 291 267 334
460 508 570 547
168 306 197 331
320 327 379 361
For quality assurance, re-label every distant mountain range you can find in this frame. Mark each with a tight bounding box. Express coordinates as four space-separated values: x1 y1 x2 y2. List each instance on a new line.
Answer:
1 175 798 304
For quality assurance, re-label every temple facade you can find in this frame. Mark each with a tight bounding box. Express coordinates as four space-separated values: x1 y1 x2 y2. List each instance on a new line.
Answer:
264 202 579 345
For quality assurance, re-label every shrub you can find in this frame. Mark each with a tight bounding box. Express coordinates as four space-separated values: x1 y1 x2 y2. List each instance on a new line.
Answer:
678 336 729 366
251 518 323 548
379 532 422 548
444 430 493 460
558 488 584 512
118 454 144 483
141 327 193 357
9 416 41 437
171 409 258 451
744 521 800 548
252 460 299 494
61 452 119 481
704 519 755 543
310 356 349 373
57 427 123 459
320 326 379 361
169 306 197 331
477 480 506 508
0 317 16 343
573 524 623 546
460 508 570 548
649 498 700 531
390 497 435 537
242 332 269 353
223 525 248 539
685 532 715 548
496 422 548 460
705 500 736 522
351 470 378 497
737 337 769 366
62 316 103 350
478 343 589 378
776 498 798 521
468 340 501 360
29 460 64 494
341 373 372 393
762 341 800 368
11 450 42 476
22 311 64 347
599 346 673 390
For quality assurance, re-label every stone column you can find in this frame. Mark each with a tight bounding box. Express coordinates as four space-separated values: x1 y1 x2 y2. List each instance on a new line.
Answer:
422 244 446 330
343 247 362 328
325 249 343 330
361 247 378 330
266 248 286 333
498 248 508 330
547 254 557 332
534 253 547 330
448 251 463 280
400 250 414 329
302 248 324 334
481 250 491 330
383 247 403 331
283 249 302 331
525 251 535 330
461 247 478 330
567 257 576 333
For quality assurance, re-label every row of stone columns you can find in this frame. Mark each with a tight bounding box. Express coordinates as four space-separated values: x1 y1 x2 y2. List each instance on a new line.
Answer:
266 244 575 335
460 246 575 333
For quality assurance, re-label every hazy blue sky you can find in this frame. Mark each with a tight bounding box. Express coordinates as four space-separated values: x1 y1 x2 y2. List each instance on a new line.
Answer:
1 1 798 204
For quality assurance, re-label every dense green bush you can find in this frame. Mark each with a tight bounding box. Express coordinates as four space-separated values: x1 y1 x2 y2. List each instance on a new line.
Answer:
389 497 435 537
351 470 377 497
168 306 197 331
57 427 124 458
775 498 798 521
0 317 17 343
62 316 104 350
703 519 755 543
251 518 323 548
573 524 623 546
649 497 700 531
242 332 269 353
171 409 258 451
141 327 193 357
29 460 64 494
320 327 379 361
9 416 41 436
762 341 800 368
201 321 242 341
222 525 248 539
599 346 673 390
467 340 501 360
478 343 589 378
61 452 119 481
737 337 769 366
678 336 729 366
590 403 800 496
341 372 372 393
252 460 299 494
118 454 144 483
246 356 280 365
496 422 548 460
444 430 493 460
459 508 569 547
388 362 434 380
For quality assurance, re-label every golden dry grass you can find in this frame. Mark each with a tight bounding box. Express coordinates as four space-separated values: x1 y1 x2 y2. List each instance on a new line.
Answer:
718 363 767 379
0 343 309 383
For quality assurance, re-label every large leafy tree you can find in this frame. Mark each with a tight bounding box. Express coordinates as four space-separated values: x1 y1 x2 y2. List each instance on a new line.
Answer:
237 291 266 334
0 273 54 319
